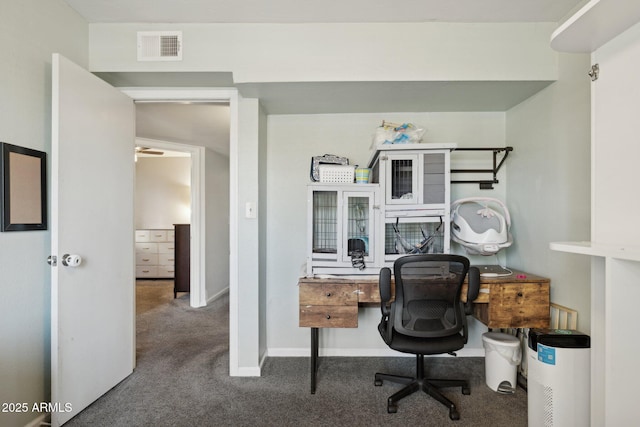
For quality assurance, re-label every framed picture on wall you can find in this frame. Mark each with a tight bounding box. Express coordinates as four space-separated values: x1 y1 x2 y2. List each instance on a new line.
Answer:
1 142 47 231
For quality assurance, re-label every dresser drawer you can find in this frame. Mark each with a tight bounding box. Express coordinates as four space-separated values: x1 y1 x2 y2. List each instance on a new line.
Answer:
299 282 358 306
158 253 175 266
136 266 158 278
149 230 168 242
156 266 175 278
136 242 158 254
157 242 175 254
167 230 175 242
299 305 358 328
135 230 150 242
136 253 158 265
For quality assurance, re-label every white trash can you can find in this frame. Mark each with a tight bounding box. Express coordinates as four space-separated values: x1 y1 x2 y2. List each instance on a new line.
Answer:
482 332 522 394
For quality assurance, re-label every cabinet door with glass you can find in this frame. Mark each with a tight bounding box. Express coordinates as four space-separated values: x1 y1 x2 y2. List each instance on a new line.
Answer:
375 149 450 215
385 153 419 206
307 184 380 275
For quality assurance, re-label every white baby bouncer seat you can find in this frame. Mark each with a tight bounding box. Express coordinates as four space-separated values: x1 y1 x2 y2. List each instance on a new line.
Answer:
450 197 513 256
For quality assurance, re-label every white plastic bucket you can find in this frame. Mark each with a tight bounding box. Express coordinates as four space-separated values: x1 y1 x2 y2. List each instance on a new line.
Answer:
482 332 522 393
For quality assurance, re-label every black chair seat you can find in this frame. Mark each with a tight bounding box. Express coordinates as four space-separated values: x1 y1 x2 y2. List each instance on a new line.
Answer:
380 325 465 355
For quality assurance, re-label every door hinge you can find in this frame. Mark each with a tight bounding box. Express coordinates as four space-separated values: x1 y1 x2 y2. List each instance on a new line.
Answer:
588 64 599 81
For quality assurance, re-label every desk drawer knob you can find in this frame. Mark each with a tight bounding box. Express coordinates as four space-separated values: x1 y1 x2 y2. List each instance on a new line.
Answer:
326 314 331 320
517 292 523 297
325 292 332 297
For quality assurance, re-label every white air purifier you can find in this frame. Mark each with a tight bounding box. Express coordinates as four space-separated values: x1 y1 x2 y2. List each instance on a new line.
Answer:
527 329 590 427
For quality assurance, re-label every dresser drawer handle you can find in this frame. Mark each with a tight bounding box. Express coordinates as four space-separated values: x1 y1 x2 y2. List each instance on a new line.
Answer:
326 314 331 320
326 292 332 297
517 292 523 297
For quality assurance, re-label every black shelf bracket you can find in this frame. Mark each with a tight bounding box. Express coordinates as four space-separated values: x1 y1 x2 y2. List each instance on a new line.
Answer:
450 147 513 190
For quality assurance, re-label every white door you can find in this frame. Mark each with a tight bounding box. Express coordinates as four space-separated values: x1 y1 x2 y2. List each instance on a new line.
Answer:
50 54 135 426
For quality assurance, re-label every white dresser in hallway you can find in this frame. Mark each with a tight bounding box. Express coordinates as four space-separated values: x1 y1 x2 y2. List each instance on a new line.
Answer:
135 229 175 278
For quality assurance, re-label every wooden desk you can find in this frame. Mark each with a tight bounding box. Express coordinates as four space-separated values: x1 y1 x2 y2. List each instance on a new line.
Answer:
298 270 550 393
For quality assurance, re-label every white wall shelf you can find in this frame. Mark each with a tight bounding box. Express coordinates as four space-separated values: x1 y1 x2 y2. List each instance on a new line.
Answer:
551 0 640 53
550 241 640 262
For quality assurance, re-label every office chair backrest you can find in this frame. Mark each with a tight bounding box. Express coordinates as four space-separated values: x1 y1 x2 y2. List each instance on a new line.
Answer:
392 254 470 339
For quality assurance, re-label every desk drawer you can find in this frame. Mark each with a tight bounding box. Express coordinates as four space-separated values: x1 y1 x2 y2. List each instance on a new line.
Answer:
482 282 550 328
299 282 358 306
357 282 380 303
299 305 358 328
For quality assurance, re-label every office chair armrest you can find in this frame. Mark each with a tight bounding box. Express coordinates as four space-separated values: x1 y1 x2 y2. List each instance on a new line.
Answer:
379 267 392 316
464 266 480 315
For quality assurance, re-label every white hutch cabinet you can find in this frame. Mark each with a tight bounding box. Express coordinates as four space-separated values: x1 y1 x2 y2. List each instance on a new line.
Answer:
369 144 454 215
370 143 455 264
306 143 455 276
306 184 381 275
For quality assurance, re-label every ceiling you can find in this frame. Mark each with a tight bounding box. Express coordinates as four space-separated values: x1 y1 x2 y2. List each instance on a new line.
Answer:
69 1 584 152
135 102 230 157
63 0 584 24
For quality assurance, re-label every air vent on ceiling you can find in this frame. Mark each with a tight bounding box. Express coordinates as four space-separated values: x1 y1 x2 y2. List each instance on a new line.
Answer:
137 31 182 61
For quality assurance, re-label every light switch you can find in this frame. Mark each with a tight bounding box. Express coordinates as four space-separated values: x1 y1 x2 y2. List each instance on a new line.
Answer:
245 202 257 219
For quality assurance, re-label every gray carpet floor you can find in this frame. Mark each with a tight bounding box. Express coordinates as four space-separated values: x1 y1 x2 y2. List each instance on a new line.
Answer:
65 280 528 426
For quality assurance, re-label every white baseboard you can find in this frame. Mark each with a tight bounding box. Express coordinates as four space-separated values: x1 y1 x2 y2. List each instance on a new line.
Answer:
234 366 261 377
259 351 267 371
267 347 486 358
227 347 485 378
24 413 49 427
206 286 229 305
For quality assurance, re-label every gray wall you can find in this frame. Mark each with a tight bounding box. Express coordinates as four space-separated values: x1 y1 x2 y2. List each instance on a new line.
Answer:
506 52 591 332
205 148 230 301
87 19 562 372
265 112 509 356
258 104 269 363
0 2 88 426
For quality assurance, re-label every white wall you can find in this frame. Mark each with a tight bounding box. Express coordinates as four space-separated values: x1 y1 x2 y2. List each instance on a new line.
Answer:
88 22 557 83
506 52 591 332
135 157 191 229
0 2 88 426
589 21 640 425
235 98 262 373
266 112 507 356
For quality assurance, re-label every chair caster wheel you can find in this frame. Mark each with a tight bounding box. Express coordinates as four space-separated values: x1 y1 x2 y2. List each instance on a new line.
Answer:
387 403 398 413
449 409 460 420
462 386 471 395
375 379 383 386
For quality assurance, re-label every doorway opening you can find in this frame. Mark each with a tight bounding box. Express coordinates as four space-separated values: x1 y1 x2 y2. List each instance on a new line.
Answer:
134 138 192 311
133 100 230 310
123 88 239 375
